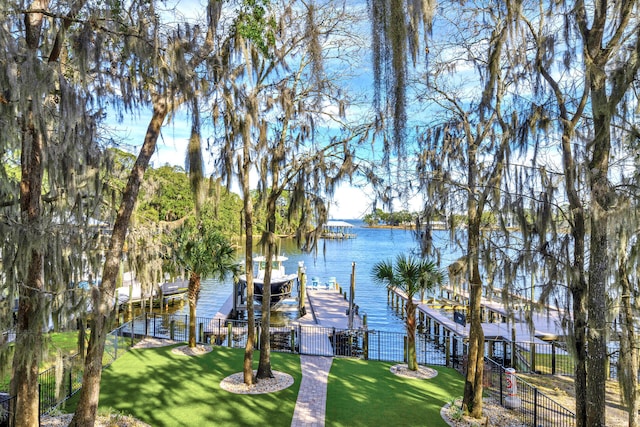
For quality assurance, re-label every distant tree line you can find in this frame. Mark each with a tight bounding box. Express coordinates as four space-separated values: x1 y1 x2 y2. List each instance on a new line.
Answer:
363 209 415 226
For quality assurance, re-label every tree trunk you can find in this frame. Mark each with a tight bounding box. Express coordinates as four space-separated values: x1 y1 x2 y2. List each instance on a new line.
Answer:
70 96 168 427
463 253 484 418
256 227 275 380
406 300 417 371
11 104 45 427
583 68 612 426
242 125 255 386
462 138 484 419
619 261 639 427
188 272 200 348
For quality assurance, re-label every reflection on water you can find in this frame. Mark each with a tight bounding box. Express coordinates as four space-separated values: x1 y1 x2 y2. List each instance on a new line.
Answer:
173 223 462 333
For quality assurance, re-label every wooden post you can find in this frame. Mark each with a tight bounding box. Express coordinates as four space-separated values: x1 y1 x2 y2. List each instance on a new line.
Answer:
298 262 306 316
348 262 356 329
227 322 232 347
511 327 516 368
130 316 135 347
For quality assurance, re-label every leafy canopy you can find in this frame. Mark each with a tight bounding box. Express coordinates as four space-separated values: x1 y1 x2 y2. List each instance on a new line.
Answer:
371 254 443 299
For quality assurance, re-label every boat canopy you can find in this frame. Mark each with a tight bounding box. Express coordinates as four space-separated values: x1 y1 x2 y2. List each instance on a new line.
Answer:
325 220 353 228
322 220 356 239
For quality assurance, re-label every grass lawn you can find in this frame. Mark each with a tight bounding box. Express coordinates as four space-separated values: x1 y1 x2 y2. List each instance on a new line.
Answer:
65 345 302 427
63 345 464 426
326 359 464 427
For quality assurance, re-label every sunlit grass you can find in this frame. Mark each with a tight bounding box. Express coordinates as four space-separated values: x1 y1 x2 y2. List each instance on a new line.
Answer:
61 346 464 426
64 346 301 427
326 359 464 427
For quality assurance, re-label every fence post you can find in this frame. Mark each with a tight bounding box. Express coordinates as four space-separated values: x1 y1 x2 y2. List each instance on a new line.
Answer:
131 316 135 347
199 323 204 344
290 327 295 352
227 322 232 347
499 367 504 406
332 328 337 356
68 365 72 398
530 343 536 373
144 312 148 338
533 387 538 426
403 336 407 363
445 336 450 367
364 330 369 360
452 337 457 368
170 320 175 341
551 342 556 375
256 324 260 348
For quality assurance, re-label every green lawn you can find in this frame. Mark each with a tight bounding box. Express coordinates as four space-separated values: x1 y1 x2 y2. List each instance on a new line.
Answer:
63 346 464 426
327 359 463 427
65 346 302 426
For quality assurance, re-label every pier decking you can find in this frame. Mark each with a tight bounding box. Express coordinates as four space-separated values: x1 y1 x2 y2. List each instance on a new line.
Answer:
205 284 363 356
389 286 566 346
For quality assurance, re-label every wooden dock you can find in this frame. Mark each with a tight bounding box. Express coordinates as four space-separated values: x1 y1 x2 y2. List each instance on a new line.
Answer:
388 286 565 345
295 288 363 355
204 285 363 355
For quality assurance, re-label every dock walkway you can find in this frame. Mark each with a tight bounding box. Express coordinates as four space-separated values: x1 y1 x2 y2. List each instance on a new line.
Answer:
291 287 361 427
389 287 564 345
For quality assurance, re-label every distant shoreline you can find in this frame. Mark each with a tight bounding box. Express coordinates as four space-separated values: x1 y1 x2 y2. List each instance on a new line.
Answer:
363 224 449 231
364 224 417 230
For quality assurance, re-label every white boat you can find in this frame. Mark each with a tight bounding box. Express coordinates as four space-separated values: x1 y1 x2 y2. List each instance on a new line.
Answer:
239 255 298 304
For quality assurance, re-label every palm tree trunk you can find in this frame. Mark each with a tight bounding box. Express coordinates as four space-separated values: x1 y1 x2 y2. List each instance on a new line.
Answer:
406 300 417 371
188 272 200 348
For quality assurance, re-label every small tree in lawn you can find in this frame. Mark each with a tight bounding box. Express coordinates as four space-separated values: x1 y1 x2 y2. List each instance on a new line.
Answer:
173 205 237 348
372 254 444 371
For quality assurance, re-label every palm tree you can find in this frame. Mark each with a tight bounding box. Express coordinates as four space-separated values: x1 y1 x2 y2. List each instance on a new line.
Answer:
372 254 444 371
174 211 238 348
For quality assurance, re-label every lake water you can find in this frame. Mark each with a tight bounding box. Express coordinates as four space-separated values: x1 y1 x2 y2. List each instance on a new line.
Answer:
175 221 462 333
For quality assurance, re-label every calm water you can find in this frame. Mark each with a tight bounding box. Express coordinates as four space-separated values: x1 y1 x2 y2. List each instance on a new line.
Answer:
175 222 461 333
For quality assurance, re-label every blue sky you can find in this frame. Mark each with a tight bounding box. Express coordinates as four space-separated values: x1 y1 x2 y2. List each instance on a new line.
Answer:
105 0 428 220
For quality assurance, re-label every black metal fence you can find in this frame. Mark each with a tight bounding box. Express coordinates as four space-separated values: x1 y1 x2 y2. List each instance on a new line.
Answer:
484 357 576 427
0 313 576 427
493 339 575 376
132 313 462 366
0 394 15 427
38 353 83 417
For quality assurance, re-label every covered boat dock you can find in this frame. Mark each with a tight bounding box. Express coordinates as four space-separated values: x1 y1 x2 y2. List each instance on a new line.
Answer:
321 220 356 239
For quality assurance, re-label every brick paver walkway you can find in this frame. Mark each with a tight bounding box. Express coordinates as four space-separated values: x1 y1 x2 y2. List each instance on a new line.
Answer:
290 288 359 426
291 355 333 427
